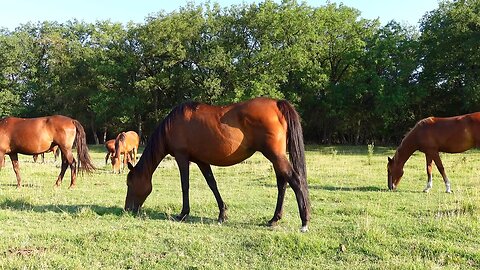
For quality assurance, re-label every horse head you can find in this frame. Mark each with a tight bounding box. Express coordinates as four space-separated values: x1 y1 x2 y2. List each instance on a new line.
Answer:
124 162 152 214
387 157 404 190
111 155 121 173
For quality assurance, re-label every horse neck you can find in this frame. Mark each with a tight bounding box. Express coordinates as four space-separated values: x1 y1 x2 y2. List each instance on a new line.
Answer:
394 131 418 167
135 132 166 178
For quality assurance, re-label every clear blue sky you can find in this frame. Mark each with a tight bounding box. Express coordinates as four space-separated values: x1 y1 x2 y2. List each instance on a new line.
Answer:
0 0 440 30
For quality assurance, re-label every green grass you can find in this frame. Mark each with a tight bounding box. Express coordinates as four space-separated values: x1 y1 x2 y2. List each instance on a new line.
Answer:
1 145 480 269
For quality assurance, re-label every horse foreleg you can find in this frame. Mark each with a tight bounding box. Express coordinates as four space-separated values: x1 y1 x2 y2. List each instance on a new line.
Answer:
9 153 21 188
105 152 110 165
432 153 452 193
424 154 434 193
0 153 4 168
175 155 190 221
133 148 137 165
197 162 227 224
122 152 127 172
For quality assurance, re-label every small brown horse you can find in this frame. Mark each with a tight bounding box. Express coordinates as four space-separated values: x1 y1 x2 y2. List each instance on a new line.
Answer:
388 112 480 192
0 115 95 188
124 97 310 232
33 145 60 163
104 139 116 165
113 131 139 173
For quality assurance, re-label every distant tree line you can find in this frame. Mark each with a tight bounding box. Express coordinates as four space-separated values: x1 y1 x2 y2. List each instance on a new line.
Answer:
0 0 478 144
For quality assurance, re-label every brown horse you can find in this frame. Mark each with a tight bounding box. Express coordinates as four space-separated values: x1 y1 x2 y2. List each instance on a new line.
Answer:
113 131 139 173
33 145 60 163
0 115 95 188
104 139 116 165
124 97 310 232
388 112 480 192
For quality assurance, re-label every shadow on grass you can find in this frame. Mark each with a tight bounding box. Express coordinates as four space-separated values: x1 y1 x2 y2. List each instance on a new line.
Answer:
0 198 124 215
310 184 385 192
0 198 221 225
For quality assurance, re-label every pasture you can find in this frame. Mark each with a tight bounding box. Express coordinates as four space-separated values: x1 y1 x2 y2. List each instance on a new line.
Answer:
0 145 479 269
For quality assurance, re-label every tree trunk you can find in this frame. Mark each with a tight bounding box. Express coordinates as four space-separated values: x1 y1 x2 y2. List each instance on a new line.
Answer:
103 127 107 144
90 118 99 145
138 114 143 144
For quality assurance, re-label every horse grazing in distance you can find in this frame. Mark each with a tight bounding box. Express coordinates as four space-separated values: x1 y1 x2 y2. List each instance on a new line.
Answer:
0 115 95 188
124 97 310 232
113 131 139 173
33 145 60 163
388 112 480 193
104 139 116 165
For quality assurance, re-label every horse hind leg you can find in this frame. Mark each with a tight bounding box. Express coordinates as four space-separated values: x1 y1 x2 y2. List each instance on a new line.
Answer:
432 153 452 193
197 162 227 224
265 153 310 232
56 148 77 188
268 170 288 227
55 154 69 187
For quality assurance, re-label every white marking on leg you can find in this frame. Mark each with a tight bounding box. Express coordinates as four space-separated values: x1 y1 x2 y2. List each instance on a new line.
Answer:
423 175 433 193
444 177 452 193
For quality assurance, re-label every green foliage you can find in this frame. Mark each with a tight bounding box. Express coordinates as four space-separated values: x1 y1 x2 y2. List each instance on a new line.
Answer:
0 0 478 144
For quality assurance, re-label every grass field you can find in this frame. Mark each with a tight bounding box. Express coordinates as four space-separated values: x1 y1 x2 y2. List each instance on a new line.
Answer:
1 144 479 269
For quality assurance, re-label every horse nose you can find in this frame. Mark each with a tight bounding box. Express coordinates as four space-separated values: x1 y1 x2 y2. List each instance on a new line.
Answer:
388 183 396 190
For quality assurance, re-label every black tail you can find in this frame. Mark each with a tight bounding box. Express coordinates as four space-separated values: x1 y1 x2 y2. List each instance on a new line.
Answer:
277 100 307 181
73 120 95 173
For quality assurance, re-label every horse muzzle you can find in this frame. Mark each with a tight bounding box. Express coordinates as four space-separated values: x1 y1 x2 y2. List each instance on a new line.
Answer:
388 183 396 191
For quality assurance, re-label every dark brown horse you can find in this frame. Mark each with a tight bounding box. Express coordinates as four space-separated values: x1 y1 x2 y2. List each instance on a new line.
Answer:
124 97 310 232
0 115 95 188
388 112 480 192
113 131 140 173
104 139 116 165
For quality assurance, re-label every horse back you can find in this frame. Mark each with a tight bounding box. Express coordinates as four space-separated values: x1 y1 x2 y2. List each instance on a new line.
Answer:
415 112 480 153
165 97 287 166
0 115 76 154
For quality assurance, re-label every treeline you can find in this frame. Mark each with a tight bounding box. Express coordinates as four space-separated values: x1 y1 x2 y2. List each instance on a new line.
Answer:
0 0 478 144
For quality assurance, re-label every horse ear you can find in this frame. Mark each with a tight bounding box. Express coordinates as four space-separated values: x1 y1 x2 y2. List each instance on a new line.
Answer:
127 162 134 171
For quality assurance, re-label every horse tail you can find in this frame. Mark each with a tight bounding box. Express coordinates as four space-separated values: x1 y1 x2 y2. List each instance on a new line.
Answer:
276 100 307 182
73 120 95 173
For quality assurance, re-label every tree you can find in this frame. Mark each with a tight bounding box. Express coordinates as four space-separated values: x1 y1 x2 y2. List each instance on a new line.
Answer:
418 0 480 116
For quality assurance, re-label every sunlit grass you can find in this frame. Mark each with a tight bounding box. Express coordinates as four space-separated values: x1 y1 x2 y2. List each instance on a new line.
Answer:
0 145 479 269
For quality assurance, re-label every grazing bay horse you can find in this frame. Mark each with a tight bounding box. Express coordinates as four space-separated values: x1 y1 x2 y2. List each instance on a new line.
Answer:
113 131 139 173
124 97 311 232
388 112 480 192
0 115 95 188
104 139 115 165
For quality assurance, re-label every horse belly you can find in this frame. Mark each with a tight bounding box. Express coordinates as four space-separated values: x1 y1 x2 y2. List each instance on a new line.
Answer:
10 125 54 154
439 133 475 153
175 124 253 166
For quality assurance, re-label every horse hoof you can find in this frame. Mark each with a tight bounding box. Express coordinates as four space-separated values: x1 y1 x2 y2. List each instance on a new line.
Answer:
217 217 226 225
423 189 430 193
175 214 188 222
267 219 278 227
300 225 309 233
446 190 453 193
